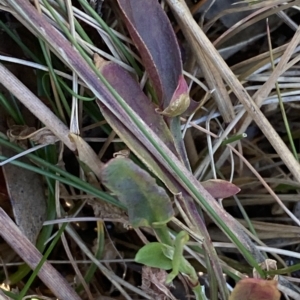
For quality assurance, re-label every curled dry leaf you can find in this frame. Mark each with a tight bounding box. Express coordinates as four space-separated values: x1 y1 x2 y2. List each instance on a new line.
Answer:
253 259 278 281
141 266 175 300
27 128 59 145
7 126 59 145
7 125 35 141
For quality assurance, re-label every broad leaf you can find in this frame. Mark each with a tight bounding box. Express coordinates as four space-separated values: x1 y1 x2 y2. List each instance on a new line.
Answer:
135 242 173 270
101 157 174 227
116 0 182 107
94 54 178 155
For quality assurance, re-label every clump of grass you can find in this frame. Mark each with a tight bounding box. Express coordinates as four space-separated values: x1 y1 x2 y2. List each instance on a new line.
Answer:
0 0 299 299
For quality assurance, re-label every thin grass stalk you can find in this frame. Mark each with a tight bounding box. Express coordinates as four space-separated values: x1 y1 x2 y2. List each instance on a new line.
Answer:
267 20 298 161
167 0 300 183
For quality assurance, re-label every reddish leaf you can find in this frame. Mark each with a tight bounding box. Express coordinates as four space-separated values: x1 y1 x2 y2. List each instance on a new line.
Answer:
116 0 182 108
201 179 240 199
229 278 280 300
94 55 178 156
116 0 190 169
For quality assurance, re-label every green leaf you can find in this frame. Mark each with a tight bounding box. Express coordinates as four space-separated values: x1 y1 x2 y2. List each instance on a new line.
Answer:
101 157 174 227
135 242 173 270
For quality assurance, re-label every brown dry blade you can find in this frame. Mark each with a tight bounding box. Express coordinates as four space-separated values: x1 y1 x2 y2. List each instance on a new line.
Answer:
116 0 182 108
1 146 47 244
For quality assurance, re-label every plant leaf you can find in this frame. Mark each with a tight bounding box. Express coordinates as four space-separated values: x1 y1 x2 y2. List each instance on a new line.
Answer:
201 179 241 199
116 0 182 108
94 54 182 192
101 157 174 227
229 278 280 300
116 0 190 169
135 242 173 270
1 149 46 244
94 54 178 155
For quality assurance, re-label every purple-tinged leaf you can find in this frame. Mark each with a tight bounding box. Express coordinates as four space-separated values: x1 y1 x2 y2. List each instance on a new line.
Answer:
94 54 179 156
116 1 190 169
101 157 174 228
116 0 182 108
229 278 280 300
201 179 240 199
94 53 185 190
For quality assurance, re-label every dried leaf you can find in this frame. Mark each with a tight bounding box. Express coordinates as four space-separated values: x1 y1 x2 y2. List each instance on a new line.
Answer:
1 147 46 244
141 266 174 300
27 128 59 145
7 125 35 141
